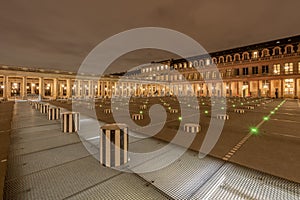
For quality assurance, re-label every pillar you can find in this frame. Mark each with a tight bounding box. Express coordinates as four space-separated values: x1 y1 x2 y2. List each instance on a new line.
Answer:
66 79 71 98
22 76 27 99
39 77 44 98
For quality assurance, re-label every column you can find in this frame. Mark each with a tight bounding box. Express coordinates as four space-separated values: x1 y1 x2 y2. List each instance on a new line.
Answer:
280 79 284 98
97 80 101 97
39 77 44 98
3 76 7 99
22 76 27 99
66 79 71 98
294 78 298 98
53 78 58 99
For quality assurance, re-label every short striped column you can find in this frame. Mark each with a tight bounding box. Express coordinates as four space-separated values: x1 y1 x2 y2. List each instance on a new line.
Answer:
61 112 80 133
132 114 144 120
217 114 229 120
184 123 201 133
246 106 255 110
35 102 41 110
40 103 50 114
104 109 112 114
100 123 128 167
169 109 178 113
234 109 245 114
139 105 147 110
48 107 61 120
194 106 200 110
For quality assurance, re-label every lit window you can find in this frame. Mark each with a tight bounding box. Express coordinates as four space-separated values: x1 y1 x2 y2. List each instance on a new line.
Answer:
157 66 159 71
284 79 294 95
253 51 258 59
212 71 217 78
206 59 210 65
284 63 293 74
206 72 210 79
298 62 300 73
273 64 280 75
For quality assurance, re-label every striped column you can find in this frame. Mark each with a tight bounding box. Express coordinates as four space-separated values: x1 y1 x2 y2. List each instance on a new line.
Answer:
169 109 178 113
139 105 147 110
40 103 50 114
234 109 245 114
104 109 112 114
100 123 128 167
246 106 255 110
217 114 229 120
184 123 201 133
48 107 61 120
61 112 80 133
132 114 144 120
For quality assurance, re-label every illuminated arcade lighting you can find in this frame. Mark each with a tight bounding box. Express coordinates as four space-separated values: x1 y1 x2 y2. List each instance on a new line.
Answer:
178 116 182 121
168 107 171 110
204 110 208 114
1 85 4 89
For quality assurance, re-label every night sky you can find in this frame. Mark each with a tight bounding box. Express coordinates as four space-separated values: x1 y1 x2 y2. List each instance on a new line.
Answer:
1 0 300 74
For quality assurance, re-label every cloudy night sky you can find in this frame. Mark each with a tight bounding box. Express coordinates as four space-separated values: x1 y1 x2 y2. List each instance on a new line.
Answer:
0 0 300 74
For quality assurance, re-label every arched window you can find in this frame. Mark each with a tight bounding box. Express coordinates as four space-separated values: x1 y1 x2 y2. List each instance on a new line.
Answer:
226 55 232 62
262 49 269 57
285 45 293 54
273 47 281 55
219 56 224 63
234 54 240 61
199 60 204 67
212 57 217 64
193 60 199 67
242 52 249 60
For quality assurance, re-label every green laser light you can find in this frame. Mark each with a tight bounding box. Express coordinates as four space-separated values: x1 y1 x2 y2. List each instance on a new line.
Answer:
250 127 259 134
263 116 269 121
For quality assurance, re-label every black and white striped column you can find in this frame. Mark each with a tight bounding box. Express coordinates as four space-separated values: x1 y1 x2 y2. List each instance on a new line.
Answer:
139 105 147 110
104 109 112 114
100 123 128 167
184 123 201 133
234 109 245 114
34 102 41 110
48 107 61 120
246 106 255 110
61 112 80 133
131 114 144 120
217 114 229 120
40 103 50 114
169 109 178 113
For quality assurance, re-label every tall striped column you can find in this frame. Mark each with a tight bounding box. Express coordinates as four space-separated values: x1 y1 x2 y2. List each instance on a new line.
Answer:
48 107 61 120
61 112 80 133
40 103 50 114
100 123 128 167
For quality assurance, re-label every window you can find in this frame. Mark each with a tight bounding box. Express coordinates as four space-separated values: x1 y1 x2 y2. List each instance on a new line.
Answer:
212 71 217 79
284 63 293 74
286 46 292 54
205 72 210 79
206 59 210 66
243 53 249 60
274 48 280 55
234 54 240 61
252 66 258 74
234 68 240 76
284 79 294 95
298 62 300 73
273 64 280 75
253 51 258 59
226 55 232 62
242 67 249 75
219 57 224 63
226 69 232 77
262 65 269 74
